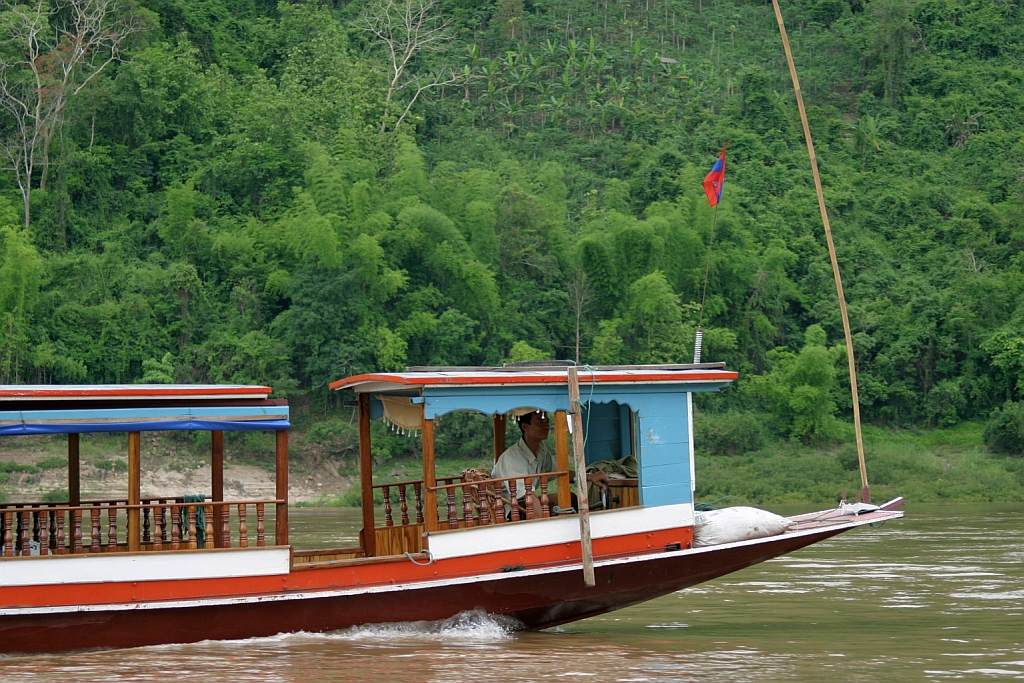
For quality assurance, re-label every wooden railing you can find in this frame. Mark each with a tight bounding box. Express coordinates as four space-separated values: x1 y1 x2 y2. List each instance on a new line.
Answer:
373 477 462 528
430 471 566 528
0 500 282 557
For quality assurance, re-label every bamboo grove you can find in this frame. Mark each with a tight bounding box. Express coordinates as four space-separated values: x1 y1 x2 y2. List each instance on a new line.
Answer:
0 0 1022 448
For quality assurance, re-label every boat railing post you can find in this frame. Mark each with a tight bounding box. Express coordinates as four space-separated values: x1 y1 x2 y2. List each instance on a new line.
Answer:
127 432 141 552
211 430 224 548
357 393 376 556
422 413 439 532
275 430 289 547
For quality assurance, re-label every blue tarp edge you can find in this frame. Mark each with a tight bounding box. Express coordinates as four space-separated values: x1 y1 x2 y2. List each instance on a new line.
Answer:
0 419 291 436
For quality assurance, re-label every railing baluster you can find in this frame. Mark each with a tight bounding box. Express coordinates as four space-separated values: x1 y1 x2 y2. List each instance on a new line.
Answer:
446 488 458 529
256 503 265 546
161 504 168 544
90 508 101 553
509 481 521 522
143 507 151 544
171 505 181 550
382 485 393 527
478 483 491 525
32 510 40 545
413 482 424 524
37 511 48 556
187 506 198 550
107 507 117 552
540 477 550 518
398 484 409 526
21 512 31 556
524 480 535 520
3 511 12 557
49 508 57 552
56 510 65 554
73 509 83 554
238 504 248 548
462 485 475 527
153 506 163 551
204 505 214 549
221 504 231 548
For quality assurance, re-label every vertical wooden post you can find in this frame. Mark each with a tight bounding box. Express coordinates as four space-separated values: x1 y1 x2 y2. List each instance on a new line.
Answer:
422 411 438 532
127 432 141 552
493 414 507 463
211 430 224 548
357 393 376 557
68 433 80 506
568 367 596 587
275 430 289 546
554 409 571 510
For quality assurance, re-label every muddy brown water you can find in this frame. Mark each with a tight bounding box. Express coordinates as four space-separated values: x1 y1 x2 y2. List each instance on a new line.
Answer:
1 503 1021 682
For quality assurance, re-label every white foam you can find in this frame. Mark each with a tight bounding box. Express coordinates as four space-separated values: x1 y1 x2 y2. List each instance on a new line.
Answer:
332 608 520 643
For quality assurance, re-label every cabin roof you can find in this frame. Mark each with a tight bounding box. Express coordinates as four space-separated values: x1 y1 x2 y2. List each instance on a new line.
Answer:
0 384 272 401
330 364 737 393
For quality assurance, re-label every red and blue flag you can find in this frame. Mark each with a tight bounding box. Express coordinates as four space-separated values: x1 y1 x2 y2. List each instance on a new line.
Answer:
703 146 727 207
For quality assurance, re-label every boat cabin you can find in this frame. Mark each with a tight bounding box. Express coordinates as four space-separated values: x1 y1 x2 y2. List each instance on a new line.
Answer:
330 363 737 559
0 385 289 557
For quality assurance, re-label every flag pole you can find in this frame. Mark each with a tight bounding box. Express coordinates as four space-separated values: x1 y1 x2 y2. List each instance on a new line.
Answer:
770 0 869 501
694 203 719 365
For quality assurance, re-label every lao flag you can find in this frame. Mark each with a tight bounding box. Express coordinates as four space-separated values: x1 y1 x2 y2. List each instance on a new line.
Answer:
703 146 727 207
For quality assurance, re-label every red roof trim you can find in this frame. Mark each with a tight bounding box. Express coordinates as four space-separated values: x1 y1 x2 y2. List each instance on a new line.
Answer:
330 371 737 391
0 386 272 399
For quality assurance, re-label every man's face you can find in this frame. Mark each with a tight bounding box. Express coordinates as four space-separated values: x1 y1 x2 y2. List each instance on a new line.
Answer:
522 412 550 441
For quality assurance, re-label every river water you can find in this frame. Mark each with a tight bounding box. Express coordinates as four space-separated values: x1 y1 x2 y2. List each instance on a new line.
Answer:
1 503 1021 682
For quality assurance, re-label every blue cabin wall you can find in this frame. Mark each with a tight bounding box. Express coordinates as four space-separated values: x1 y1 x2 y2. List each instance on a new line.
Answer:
631 393 692 507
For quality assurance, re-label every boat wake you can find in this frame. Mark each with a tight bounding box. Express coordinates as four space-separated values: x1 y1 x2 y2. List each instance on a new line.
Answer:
336 608 521 643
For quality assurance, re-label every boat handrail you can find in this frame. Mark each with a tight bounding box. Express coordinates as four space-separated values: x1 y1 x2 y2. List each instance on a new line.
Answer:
0 499 284 514
427 471 568 492
371 476 461 490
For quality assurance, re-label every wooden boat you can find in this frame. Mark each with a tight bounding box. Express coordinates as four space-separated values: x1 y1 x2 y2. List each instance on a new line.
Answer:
0 367 902 653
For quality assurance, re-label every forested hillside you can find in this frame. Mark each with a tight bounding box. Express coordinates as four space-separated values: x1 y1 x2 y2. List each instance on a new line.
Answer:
1 0 1023 445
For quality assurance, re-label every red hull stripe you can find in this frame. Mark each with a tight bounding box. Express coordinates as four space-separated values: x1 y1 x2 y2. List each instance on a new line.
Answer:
1 528 692 611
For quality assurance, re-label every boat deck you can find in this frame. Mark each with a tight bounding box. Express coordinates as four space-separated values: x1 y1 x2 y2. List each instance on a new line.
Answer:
787 498 905 532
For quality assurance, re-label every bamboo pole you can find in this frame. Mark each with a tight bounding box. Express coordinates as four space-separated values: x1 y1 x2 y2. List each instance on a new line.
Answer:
771 0 869 501
568 367 596 587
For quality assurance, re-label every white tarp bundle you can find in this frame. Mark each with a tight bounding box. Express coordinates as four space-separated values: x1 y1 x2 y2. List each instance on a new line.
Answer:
692 506 793 547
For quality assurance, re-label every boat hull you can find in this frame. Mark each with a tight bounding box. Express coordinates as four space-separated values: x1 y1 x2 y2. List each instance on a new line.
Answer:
0 513 894 653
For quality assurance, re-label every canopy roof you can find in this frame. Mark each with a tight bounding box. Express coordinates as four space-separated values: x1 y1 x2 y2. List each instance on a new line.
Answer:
0 384 287 435
331 365 737 394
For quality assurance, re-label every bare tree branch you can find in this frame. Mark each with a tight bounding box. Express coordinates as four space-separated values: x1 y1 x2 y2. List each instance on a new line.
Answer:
0 0 138 229
359 0 454 132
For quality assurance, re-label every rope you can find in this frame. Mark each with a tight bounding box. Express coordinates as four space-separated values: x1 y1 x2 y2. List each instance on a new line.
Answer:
405 550 434 565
